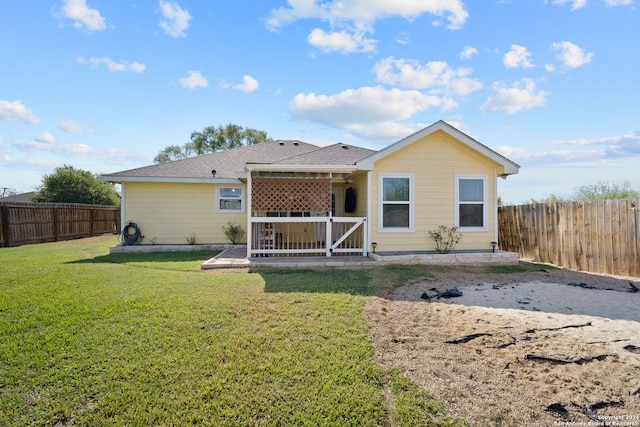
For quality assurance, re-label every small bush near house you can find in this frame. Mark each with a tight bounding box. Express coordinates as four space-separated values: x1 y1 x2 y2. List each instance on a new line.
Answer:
184 232 197 245
428 225 461 254
223 222 245 244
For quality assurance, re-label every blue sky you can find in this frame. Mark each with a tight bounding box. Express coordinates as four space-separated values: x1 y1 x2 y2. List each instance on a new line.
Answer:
1 0 638 204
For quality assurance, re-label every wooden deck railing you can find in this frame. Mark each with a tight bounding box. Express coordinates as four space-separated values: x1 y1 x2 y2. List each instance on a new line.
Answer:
250 217 367 257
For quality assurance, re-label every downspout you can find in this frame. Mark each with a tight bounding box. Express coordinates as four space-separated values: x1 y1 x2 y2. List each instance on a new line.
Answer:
120 184 126 240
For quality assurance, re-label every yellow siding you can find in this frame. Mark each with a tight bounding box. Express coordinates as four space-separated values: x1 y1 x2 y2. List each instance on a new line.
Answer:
370 131 498 252
349 172 368 217
123 182 246 244
332 171 367 218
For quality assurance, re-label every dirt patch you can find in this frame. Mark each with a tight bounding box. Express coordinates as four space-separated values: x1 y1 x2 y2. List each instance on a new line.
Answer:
365 267 640 427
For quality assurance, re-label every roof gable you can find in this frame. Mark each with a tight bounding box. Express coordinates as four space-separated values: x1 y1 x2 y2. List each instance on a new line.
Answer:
357 120 520 176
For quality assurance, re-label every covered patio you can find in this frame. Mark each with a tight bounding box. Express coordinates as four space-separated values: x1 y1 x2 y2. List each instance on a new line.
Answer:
246 169 368 258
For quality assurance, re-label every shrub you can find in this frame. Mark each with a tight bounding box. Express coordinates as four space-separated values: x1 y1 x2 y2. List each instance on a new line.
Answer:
185 233 197 245
223 222 245 244
428 225 461 254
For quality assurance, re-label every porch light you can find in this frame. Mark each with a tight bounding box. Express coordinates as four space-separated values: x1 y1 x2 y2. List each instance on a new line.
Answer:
491 241 498 253
371 242 377 253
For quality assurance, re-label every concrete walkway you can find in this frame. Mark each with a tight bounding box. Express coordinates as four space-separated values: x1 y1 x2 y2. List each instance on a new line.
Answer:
201 246 519 270
201 246 252 269
201 247 377 270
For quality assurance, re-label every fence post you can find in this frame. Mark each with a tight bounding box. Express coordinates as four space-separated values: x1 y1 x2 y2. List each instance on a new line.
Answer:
90 207 95 236
53 206 59 242
1 205 10 247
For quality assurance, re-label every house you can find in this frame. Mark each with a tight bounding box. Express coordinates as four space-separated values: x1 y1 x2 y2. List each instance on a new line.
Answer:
102 120 519 258
0 191 38 203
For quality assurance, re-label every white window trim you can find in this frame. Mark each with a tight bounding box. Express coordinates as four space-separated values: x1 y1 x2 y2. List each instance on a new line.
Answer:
454 174 488 232
216 186 245 213
378 172 415 232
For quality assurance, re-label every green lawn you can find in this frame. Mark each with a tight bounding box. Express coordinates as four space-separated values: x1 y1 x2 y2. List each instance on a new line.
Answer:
0 236 466 426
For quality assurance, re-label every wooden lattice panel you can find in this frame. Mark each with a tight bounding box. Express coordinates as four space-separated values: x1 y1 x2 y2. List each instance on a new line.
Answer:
252 177 331 213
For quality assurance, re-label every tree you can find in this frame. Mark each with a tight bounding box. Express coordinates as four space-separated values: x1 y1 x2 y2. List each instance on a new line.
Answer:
154 123 271 163
522 180 639 205
1 187 18 198
572 180 639 201
33 165 119 205
525 194 567 204
153 144 194 163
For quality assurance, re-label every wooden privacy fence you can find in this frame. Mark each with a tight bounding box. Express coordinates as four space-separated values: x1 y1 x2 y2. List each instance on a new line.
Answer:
498 199 640 278
0 202 121 248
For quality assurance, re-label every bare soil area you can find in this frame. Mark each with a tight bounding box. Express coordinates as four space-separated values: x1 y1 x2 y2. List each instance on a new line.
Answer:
365 266 640 427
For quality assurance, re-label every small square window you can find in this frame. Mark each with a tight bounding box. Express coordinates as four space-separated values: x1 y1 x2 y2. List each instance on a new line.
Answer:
217 187 244 213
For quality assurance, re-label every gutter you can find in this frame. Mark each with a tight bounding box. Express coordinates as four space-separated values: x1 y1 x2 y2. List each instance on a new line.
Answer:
101 176 241 184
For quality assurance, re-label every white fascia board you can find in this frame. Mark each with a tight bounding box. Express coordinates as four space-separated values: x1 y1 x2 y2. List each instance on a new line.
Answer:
102 176 241 184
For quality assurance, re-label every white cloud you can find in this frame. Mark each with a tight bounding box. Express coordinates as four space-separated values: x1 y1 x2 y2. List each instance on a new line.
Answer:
503 44 534 69
289 86 442 138
604 0 632 5
0 100 41 126
267 0 469 31
460 46 478 60
0 155 60 171
266 0 468 55
374 57 482 96
35 132 56 144
178 71 208 89
552 41 594 68
601 132 640 157
538 131 640 158
495 144 605 167
552 0 588 10
61 0 106 32
308 28 376 53
343 121 429 140
76 56 146 73
480 79 549 114
159 0 192 38
493 131 640 186
11 137 151 164
552 0 632 7
395 31 410 46
233 75 260 93
58 119 94 133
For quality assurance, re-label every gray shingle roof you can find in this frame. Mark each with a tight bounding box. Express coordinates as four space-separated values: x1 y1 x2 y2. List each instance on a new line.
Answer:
103 121 519 182
266 143 376 166
0 191 38 203
103 140 320 180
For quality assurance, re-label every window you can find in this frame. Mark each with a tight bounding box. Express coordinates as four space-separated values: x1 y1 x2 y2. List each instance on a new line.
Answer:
217 187 244 213
379 173 414 231
455 175 487 230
